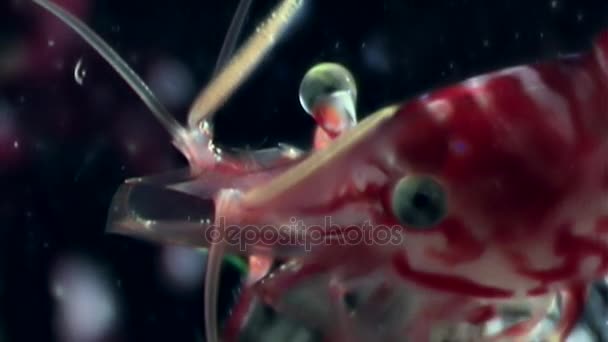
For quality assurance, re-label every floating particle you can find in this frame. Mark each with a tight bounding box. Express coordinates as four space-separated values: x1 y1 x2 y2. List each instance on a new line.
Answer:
161 246 207 291
74 58 87 85
577 12 584 22
147 59 194 108
550 0 558 9
51 257 119 342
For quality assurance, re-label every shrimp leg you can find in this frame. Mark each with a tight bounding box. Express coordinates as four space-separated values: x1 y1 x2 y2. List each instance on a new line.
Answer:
550 284 587 342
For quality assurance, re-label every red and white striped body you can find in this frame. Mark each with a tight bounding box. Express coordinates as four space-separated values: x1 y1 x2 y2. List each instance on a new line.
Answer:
388 31 608 297
40 0 608 340
218 30 608 340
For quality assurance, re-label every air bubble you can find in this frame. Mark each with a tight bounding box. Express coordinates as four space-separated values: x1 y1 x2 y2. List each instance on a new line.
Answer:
298 62 357 115
74 58 87 85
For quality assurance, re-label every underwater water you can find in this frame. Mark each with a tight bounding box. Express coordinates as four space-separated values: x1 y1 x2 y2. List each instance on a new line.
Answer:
3 0 608 341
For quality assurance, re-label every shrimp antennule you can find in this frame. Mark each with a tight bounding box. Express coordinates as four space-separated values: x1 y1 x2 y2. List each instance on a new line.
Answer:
213 0 254 76
187 0 303 129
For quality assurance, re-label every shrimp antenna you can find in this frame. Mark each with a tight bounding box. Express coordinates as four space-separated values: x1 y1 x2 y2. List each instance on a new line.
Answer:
212 0 253 76
201 2 302 341
187 0 303 129
200 2 253 342
31 0 187 144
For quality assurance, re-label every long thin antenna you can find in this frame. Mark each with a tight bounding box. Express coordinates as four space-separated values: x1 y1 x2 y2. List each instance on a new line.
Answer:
32 0 187 143
187 0 303 129
212 0 253 76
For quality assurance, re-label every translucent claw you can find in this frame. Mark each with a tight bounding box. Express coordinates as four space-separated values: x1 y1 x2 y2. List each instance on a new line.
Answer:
106 169 216 247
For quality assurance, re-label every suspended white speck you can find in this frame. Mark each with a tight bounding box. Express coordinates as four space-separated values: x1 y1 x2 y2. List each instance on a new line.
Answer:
34 141 47 151
161 246 207 291
13 140 18 149
539 32 545 39
448 61 455 69
550 0 558 9
48 39 55 47
577 12 584 22
54 60 64 71
514 32 520 40
74 58 87 86
147 59 194 108
483 39 490 47
126 141 138 154
51 257 118 342
361 36 390 73
52 283 65 299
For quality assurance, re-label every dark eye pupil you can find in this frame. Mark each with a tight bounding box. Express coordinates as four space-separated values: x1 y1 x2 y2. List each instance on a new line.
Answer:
391 175 446 229
412 192 430 209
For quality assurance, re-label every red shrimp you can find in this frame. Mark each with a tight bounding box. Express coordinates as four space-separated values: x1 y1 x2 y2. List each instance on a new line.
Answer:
32 0 608 341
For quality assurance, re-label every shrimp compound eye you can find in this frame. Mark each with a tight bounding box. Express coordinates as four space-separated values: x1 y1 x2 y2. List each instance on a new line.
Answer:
391 175 447 229
299 62 357 115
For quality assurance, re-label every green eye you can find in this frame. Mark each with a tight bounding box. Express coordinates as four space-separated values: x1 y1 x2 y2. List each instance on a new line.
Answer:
391 175 447 228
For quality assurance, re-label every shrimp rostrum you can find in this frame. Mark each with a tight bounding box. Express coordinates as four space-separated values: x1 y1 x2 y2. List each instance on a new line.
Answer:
32 0 608 341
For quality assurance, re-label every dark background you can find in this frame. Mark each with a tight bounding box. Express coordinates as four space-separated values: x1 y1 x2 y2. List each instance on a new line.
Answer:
2 0 608 341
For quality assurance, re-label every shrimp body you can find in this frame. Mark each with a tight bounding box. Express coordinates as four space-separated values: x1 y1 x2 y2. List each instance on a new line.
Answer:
388 31 608 297
32 0 608 340
219 30 608 341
